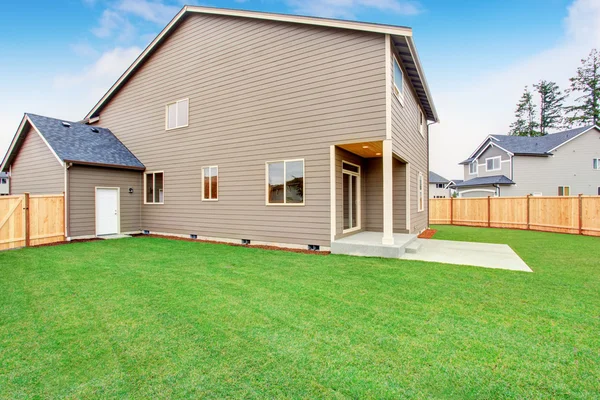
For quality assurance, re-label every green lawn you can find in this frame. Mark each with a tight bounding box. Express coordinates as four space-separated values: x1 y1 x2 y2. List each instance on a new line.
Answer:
0 227 599 399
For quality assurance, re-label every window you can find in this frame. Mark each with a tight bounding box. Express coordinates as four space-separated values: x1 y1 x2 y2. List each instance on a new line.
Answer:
202 166 218 201
558 186 570 196
598 187 600 196
145 172 164 204
419 109 426 137
486 156 501 172
392 57 403 99
469 161 477 175
0 178 6 184
594 158 600 170
266 159 304 205
433 195 446 199
418 172 424 212
166 98 189 130
435 183 444 189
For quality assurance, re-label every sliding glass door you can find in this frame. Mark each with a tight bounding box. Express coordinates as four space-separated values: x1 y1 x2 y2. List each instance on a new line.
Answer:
342 161 361 232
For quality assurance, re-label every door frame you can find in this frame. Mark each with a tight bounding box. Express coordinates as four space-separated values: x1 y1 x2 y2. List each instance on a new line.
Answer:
342 161 361 234
95 186 121 236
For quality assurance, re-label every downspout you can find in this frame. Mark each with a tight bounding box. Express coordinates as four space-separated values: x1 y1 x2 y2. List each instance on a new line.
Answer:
64 163 72 240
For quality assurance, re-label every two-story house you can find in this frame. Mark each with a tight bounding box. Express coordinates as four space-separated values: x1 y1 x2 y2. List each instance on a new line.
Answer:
0 6 438 255
456 126 600 197
429 171 453 198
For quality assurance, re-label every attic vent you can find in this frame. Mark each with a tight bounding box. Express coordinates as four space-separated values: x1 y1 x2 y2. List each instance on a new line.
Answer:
61 122 71 127
90 127 99 133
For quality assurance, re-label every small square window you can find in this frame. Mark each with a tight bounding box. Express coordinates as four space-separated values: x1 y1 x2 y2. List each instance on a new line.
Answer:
267 159 304 205
486 157 501 172
558 186 570 196
166 98 189 130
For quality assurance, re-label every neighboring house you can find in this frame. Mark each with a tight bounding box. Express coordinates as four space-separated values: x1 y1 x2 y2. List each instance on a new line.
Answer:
457 126 600 197
0 172 8 195
429 171 453 198
1 6 438 251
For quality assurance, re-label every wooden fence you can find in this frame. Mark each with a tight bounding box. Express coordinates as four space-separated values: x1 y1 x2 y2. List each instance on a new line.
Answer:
0 193 65 251
430 195 600 237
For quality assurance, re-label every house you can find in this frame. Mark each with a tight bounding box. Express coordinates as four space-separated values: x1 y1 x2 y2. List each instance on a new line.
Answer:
456 126 600 197
429 171 453 198
0 172 8 195
0 6 438 254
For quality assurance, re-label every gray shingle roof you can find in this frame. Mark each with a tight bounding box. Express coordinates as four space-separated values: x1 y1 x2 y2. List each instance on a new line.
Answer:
429 171 450 184
460 126 597 164
27 114 144 169
454 175 514 187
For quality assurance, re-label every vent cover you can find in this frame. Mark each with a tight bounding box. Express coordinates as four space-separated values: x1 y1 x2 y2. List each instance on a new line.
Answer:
308 244 320 251
241 239 251 245
190 234 198 239
61 121 71 127
90 127 99 133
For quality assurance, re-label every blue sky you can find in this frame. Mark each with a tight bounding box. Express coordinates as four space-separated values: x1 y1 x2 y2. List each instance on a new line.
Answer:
1 0 598 177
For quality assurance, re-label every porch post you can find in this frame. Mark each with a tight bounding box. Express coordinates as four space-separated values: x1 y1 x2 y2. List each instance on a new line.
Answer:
382 139 394 245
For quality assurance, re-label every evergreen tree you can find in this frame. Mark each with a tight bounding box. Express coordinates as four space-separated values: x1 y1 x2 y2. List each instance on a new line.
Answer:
510 86 540 136
567 49 600 126
533 80 567 135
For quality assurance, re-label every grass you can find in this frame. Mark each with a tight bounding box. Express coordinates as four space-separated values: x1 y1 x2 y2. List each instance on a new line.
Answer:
0 227 599 399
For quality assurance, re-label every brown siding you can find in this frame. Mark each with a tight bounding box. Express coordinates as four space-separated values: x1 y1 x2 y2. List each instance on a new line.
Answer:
68 165 142 237
98 14 386 246
389 44 429 233
10 126 64 195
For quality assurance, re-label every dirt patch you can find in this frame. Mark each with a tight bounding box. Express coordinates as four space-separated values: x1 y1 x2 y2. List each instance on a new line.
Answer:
418 229 437 239
31 238 101 248
135 234 330 255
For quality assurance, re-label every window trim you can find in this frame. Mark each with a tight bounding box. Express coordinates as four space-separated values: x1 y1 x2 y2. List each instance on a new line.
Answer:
342 160 362 234
558 186 571 196
593 158 600 170
265 158 305 206
165 98 189 131
392 56 404 104
419 108 426 138
469 161 478 175
417 172 424 212
202 166 218 202
485 156 502 172
144 171 165 205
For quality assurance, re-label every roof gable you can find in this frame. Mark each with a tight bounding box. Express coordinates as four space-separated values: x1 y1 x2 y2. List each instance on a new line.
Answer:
84 6 438 122
1 114 144 172
429 171 450 184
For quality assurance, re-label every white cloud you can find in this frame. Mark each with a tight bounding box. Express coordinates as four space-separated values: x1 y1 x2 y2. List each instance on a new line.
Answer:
92 9 136 42
429 0 600 179
287 0 421 19
116 0 181 25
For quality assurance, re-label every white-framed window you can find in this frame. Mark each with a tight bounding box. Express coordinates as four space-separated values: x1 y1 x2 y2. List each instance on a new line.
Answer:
266 159 304 205
202 166 218 201
593 158 600 170
165 98 189 130
469 161 478 175
0 178 6 184
419 108 426 137
486 156 501 172
418 172 424 212
558 186 570 196
144 172 164 204
392 57 403 100
433 195 446 199
435 183 444 189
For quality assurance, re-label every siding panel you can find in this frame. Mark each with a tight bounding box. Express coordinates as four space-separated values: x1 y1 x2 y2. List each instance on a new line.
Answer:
98 14 386 246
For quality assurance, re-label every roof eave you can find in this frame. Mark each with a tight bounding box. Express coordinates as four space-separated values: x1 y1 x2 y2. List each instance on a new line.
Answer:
66 160 146 171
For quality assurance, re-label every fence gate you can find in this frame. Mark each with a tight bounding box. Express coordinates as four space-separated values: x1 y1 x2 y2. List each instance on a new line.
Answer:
0 195 25 250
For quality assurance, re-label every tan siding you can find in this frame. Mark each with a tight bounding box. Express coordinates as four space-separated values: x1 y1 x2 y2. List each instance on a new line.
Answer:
392 158 407 233
335 147 367 239
389 44 428 233
10 127 64 195
99 14 386 246
364 158 382 231
68 166 142 237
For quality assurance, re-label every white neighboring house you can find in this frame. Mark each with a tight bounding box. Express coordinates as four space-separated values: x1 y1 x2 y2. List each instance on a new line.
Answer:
456 125 600 197
0 172 9 195
429 171 454 198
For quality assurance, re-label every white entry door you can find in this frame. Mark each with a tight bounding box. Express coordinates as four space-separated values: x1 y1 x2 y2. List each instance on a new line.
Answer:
96 188 119 236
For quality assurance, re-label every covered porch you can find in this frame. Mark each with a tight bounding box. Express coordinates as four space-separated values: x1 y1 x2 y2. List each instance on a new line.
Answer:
329 139 418 258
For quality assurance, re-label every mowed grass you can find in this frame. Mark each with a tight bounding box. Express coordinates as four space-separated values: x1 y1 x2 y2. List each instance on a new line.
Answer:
0 227 599 399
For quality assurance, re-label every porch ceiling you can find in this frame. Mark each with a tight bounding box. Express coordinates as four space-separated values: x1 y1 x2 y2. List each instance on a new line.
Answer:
338 141 383 158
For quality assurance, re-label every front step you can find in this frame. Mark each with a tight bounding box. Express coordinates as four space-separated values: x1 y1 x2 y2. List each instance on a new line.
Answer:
404 240 422 254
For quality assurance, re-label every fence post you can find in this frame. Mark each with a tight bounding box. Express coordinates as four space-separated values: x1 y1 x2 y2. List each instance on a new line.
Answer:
23 193 30 247
579 194 583 235
487 196 491 228
450 197 454 225
526 194 530 230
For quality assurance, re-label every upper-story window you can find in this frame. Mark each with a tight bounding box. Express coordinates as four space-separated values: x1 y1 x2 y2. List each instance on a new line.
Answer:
419 109 426 137
392 57 403 100
435 183 444 189
166 98 189 130
593 158 600 170
486 156 501 172
469 161 477 175
0 178 6 184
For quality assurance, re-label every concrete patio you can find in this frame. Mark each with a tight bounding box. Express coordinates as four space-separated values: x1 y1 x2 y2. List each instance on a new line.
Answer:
331 231 420 258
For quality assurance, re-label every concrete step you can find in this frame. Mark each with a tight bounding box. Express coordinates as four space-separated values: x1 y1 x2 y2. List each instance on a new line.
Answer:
404 240 422 254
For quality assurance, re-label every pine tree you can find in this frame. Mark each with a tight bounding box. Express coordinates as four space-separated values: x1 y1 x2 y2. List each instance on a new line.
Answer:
510 86 540 136
567 49 600 126
533 80 567 135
